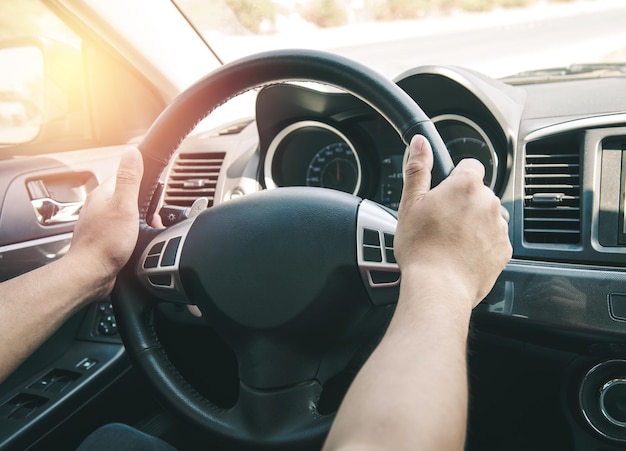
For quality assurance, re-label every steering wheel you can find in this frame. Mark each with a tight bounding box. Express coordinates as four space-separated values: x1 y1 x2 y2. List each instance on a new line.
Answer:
112 49 454 449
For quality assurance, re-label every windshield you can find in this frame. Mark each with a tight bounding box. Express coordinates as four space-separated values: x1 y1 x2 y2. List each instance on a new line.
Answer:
174 0 626 80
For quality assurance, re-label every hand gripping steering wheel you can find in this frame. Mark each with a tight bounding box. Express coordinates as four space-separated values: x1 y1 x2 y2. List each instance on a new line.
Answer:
112 49 454 450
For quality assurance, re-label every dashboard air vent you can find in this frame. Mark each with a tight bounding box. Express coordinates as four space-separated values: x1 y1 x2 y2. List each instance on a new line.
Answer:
164 152 226 208
524 135 581 245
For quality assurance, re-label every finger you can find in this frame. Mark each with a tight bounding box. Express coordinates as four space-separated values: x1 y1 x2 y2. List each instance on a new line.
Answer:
112 147 143 208
400 135 434 207
187 305 203 318
149 213 164 229
449 158 485 182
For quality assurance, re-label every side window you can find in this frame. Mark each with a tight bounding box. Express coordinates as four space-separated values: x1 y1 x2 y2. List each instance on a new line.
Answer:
0 1 164 155
0 1 88 150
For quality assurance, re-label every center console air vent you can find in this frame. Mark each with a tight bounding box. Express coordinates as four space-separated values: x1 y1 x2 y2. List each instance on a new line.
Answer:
164 152 226 208
524 134 581 245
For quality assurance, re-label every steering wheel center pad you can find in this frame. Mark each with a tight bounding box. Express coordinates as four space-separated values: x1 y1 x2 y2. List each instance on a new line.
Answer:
184 188 360 327
181 187 370 388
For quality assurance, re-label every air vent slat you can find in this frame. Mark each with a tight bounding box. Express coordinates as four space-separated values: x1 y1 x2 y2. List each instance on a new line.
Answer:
164 151 226 208
524 217 580 223
523 136 581 245
525 184 579 189
169 173 219 179
174 168 222 172
526 228 580 238
165 189 215 196
523 206 580 211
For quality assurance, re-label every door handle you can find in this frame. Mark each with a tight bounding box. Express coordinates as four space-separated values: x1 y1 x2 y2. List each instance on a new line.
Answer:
27 179 84 226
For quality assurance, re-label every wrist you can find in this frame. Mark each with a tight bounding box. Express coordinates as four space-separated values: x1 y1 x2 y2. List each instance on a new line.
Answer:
57 251 116 306
397 263 474 319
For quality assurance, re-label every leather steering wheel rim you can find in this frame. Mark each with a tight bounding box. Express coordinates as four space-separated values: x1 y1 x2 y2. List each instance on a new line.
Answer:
112 49 454 449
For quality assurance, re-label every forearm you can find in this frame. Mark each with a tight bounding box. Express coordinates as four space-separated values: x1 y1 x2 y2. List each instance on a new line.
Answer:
323 268 473 451
0 254 109 381
0 148 143 382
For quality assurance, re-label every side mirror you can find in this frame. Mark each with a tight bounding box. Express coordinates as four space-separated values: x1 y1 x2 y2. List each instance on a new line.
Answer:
0 36 163 152
0 44 44 145
0 38 84 149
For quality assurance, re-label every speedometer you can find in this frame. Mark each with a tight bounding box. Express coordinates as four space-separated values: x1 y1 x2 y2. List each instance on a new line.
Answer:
306 142 361 194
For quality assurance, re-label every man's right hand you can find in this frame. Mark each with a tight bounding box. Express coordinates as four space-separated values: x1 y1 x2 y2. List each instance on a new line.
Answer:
395 134 512 309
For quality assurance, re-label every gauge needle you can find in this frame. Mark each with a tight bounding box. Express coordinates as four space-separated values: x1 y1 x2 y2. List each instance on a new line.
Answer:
336 160 340 181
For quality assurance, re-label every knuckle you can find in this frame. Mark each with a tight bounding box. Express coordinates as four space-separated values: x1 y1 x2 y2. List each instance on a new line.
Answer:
116 169 137 185
456 158 485 175
403 159 427 179
455 171 483 195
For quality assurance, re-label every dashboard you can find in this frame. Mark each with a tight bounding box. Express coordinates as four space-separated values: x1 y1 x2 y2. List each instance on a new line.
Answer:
5 61 626 449
160 64 626 348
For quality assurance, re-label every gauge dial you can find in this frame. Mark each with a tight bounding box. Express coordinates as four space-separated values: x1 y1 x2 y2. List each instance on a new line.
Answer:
264 120 362 195
306 142 361 194
433 114 498 189
445 136 496 188
402 114 498 190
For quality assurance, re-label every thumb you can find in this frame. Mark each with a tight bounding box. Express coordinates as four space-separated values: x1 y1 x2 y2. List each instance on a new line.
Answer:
111 147 143 209
400 135 434 208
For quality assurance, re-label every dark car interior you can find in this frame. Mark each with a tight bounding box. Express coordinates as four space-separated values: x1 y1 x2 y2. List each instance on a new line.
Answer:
3 1 626 450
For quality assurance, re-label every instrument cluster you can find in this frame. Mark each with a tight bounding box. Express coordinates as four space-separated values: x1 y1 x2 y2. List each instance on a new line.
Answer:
264 114 499 210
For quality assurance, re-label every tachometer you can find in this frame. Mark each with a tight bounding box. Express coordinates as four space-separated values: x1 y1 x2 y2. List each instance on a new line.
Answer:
402 114 498 190
445 136 496 188
433 114 498 189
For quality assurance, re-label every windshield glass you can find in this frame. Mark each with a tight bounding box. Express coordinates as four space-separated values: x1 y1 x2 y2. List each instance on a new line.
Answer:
174 0 626 80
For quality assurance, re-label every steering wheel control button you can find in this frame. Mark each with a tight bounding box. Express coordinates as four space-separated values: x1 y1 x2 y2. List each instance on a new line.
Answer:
161 236 182 267
144 241 166 268
149 241 165 255
363 246 383 262
383 233 396 263
143 255 160 269
363 229 380 246
149 274 173 287
370 271 401 285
